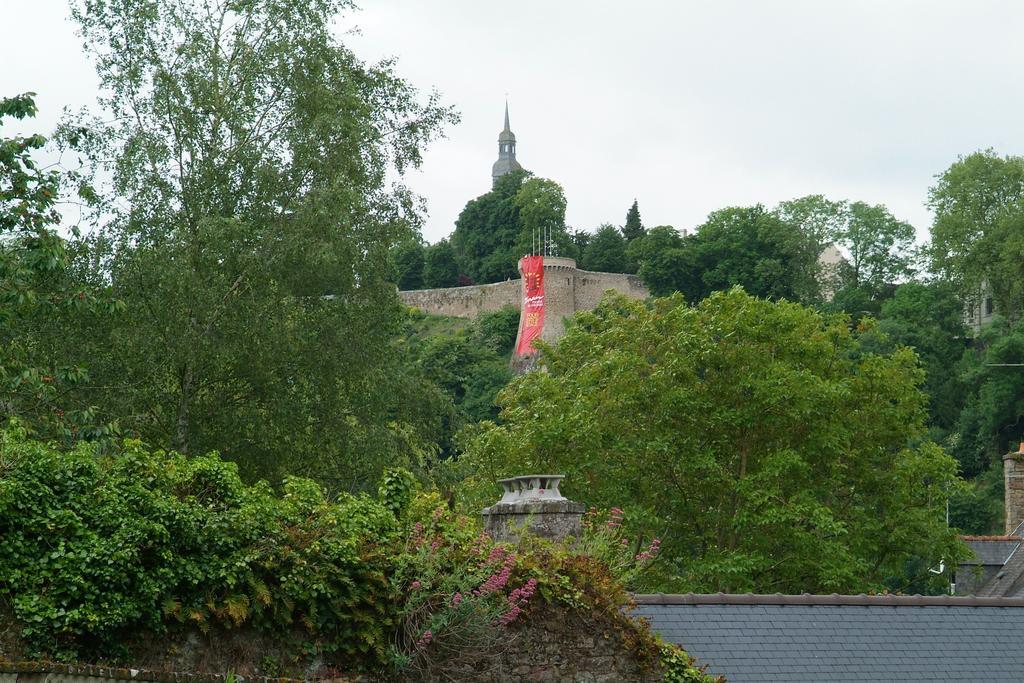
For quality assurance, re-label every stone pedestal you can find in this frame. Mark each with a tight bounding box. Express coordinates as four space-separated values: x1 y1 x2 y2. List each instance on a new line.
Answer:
482 475 585 543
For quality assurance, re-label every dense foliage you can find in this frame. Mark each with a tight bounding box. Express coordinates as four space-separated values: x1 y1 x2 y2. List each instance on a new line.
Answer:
460 289 967 593
580 223 628 273
929 150 1024 316
0 425 399 663
448 172 574 284
626 205 817 302
0 427 712 680
26 0 458 490
404 306 518 458
0 94 115 443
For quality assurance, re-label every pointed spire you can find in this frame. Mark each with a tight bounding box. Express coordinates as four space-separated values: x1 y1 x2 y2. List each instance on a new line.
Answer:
493 98 522 186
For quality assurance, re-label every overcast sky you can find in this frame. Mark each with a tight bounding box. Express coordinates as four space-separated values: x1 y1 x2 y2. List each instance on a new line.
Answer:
5 1 1024 244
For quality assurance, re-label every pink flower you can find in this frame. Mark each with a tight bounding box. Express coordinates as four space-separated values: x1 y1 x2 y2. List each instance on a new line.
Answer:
416 630 433 648
411 580 422 590
621 538 629 546
486 546 507 565
450 592 463 607
475 554 517 596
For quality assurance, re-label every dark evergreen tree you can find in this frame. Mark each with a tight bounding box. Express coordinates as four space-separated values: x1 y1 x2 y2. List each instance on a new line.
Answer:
581 224 628 273
391 238 425 290
622 199 645 241
569 229 591 259
423 240 460 288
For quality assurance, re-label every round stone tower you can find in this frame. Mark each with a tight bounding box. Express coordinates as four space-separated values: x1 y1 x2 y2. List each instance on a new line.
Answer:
534 257 577 346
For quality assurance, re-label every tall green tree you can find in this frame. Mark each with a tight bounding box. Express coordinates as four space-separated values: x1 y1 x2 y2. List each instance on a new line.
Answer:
580 223 628 273
685 205 810 302
0 93 114 443
840 201 916 293
929 150 1024 319
622 198 645 242
391 238 426 290
449 173 575 282
870 282 968 431
630 225 692 296
54 0 456 489
450 170 529 283
422 239 460 288
951 317 1024 478
773 195 845 301
929 151 1024 285
460 290 965 594
514 177 571 257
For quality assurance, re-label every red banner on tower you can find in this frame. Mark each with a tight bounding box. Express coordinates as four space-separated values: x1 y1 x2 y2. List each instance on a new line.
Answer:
515 255 545 356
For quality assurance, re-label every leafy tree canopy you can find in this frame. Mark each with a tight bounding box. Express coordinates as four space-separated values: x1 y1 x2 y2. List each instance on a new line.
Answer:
951 316 1024 478
423 239 460 288
774 195 916 306
0 93 115 443
840 201 917 294
450 170 530 283
630 225 692 296
514 177 571 258
450 173 575 283
390 237 426 290
870 282 968 431
580 223 628 273
459 289 965 594
683 206 811 302
928 150 1024 305
47 0 456 490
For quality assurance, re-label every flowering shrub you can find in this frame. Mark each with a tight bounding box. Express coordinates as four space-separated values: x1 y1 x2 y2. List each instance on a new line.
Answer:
574 506 665 589
388 494 541 678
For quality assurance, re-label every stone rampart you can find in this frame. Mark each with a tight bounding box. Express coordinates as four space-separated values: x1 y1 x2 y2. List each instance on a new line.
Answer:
399 260 650 351
398 279 520 318
573 269 649 313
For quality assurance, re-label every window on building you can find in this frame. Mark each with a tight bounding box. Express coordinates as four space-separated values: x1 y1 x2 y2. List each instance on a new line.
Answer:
985 297 994 316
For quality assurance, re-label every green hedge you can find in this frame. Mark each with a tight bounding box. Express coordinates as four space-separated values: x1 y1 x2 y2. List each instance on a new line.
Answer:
0 426 398 663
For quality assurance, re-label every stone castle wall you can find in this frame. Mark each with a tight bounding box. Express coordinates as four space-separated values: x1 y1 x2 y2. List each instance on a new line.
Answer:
399 259 649 348
398 279 521 318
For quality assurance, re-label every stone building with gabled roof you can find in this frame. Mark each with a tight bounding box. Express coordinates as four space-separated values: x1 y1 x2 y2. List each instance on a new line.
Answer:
954 443 1024 597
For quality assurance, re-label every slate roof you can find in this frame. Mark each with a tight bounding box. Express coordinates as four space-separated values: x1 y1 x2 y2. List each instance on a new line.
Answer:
962 536 1020 565
978 543 1024 597
635 593 1024 682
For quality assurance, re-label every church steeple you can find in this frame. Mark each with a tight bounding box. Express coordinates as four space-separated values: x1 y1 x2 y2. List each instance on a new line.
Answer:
492 100 523 186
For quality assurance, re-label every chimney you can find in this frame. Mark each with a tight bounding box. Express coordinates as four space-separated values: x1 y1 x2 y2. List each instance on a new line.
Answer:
482 475 585 543
1004 443 1024 534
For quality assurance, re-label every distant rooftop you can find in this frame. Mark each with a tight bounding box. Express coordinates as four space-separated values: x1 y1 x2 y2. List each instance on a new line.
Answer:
635 593 1024 682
